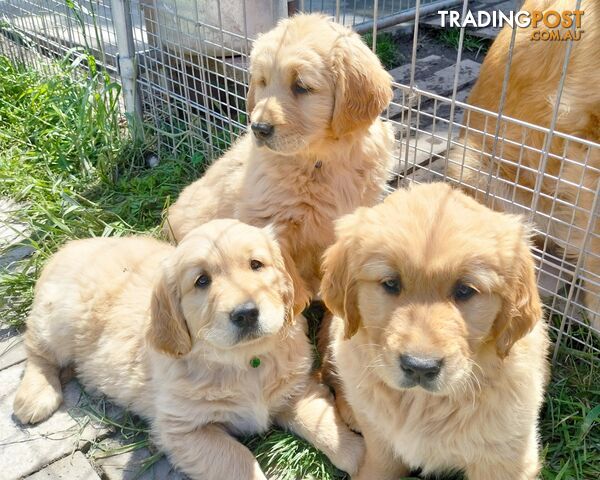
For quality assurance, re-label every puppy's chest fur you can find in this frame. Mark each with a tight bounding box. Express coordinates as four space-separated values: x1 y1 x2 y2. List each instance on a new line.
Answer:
239 136 389 287
154 321 312 436
242 129 389 223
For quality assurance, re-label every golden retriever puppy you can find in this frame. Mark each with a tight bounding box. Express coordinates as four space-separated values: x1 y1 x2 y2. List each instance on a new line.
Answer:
13 219 364 479
321 183 550 480
166 13 394 312
447 0 600 329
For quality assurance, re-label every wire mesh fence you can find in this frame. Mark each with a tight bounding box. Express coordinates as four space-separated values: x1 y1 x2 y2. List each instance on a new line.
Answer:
0 0 598 365
295 0 445 29
0 0 119 74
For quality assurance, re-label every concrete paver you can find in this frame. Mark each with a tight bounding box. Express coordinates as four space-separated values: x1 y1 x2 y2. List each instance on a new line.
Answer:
0 198 33 269
92 437 186 480
0 363 107 480
0 198 28 246
0 328 27 371
418 59 481 97
25 451 101 480
388 54 445 86
390 126 459 174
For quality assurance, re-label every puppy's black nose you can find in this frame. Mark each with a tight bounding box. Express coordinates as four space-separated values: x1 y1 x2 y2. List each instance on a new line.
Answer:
251 122 274 140
230 302 259 330
400 355 442 382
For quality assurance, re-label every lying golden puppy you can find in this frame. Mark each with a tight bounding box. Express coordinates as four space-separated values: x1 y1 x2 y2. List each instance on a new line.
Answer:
321 183 550 480
447 0 600 329
13 219 364 479
166 13 394 311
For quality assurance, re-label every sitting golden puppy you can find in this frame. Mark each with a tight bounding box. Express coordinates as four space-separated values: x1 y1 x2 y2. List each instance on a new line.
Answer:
321 183 550 480
13 219 364 479
166 13 394 312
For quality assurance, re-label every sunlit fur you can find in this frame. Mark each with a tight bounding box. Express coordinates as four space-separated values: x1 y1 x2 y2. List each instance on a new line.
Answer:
321 183 550 480
166 14 394 311
13 219 364 479
447 0 600 330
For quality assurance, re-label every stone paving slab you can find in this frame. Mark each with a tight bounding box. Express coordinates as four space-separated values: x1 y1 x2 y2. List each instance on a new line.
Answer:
0 198 28 247
388 58 480 122
0 244 35 269
405 157 447 184
419 87 471 127
92 437 187 480
0 327 26 371
390 126 459 174
26 451 101 480
388 54 447 87
387 55 448 118
0 198 34 269
0 363 107 480
418 59 481 97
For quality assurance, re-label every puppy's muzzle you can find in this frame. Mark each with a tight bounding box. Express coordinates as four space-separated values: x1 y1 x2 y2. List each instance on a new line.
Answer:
230 301 260 338
251 122 274 141
399 354 443 389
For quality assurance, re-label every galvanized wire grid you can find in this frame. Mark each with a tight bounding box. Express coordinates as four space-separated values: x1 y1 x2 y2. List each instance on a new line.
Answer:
297 0 442 29
134 0 257 160
0 0 119 73
0 0 598 363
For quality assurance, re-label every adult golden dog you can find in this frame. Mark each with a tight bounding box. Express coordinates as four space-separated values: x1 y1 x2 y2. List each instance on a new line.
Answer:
13 220 364 479
166 14 394 312
447 0 600 329
321 183 550 480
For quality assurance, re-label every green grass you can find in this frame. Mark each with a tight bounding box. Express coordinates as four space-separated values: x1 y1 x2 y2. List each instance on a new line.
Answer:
0 55 203 326
363 32 404 70
246 430 347 480
0 55 598 479
539 320 600 480
436 27 489 57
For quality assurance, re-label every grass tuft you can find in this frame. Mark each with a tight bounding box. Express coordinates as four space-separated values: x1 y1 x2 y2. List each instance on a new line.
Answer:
245 429 347 480
363 32 404 70
540 320 600 479
0 55 202 328
436 27 489 57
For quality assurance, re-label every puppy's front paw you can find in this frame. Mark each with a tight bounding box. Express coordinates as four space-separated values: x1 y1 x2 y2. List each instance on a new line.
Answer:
336 395 361 433
252 461 269 480
13 381 63 424
331 430 365 476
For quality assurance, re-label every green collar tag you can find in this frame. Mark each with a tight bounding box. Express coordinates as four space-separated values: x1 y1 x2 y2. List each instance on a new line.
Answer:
250 357 261 368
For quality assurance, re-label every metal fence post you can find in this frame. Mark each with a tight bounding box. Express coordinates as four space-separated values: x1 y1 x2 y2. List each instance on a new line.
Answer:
111 0 143 139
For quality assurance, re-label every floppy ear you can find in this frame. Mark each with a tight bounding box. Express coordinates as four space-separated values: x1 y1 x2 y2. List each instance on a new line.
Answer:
263 225 310 319
281 248 311 318
274 252 298 325
320 215 362 339
330 32 393 138
493 225 542 358
246 76 256 117
148 267 192 358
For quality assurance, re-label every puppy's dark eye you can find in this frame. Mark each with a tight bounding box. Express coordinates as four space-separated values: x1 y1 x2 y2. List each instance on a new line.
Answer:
292 82 310 95
250 259 263 271
195 274 211 289
453 283 477 301
381 277 401 295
